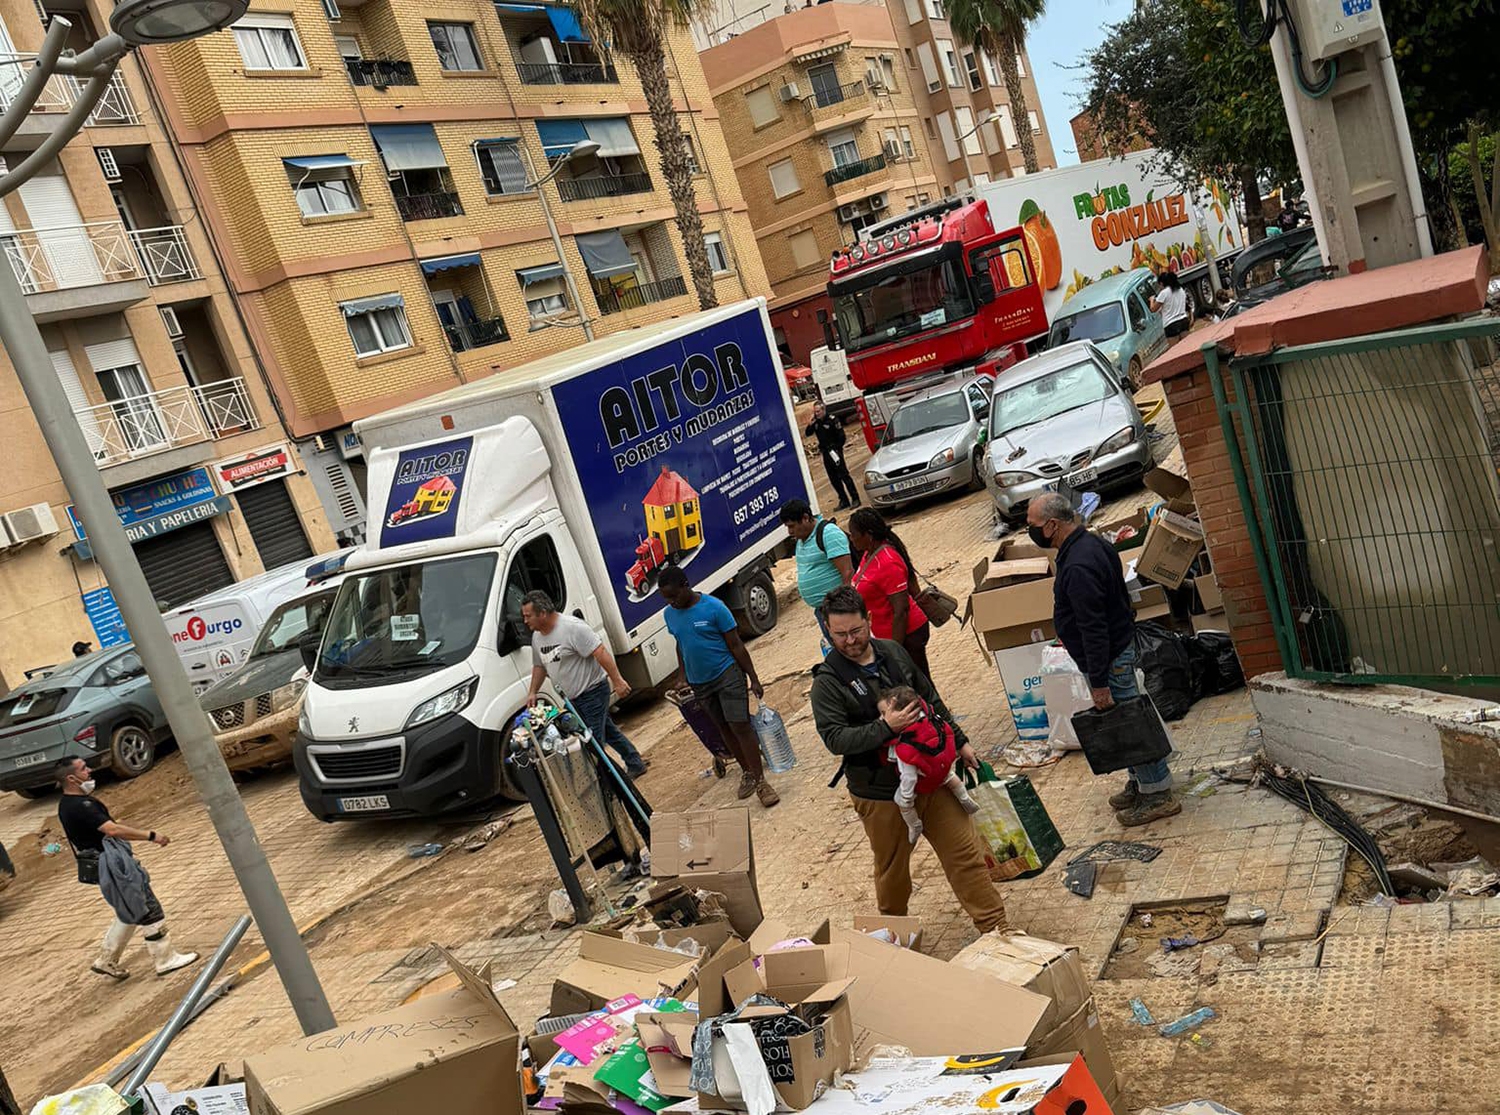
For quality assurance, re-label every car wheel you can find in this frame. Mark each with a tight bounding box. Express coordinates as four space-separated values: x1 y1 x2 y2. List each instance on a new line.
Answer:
14 786 50 800
109 723 156 778
735 570 779 638
1127 357 1143 393
967 448 985 492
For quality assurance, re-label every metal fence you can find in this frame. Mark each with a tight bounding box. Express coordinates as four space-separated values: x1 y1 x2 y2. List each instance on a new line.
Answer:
1207 316 1500 687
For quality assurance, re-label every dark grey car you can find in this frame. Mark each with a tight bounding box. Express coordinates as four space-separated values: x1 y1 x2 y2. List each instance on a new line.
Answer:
0 646 169 798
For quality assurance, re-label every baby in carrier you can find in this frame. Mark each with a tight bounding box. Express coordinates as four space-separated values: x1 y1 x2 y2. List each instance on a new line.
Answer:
878 685 980 843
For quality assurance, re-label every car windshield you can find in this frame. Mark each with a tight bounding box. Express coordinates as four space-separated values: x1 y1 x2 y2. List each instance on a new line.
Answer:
1050 303 1126 346
832 257 975 353
992 359 1115 437
0 688 72 727
316 554 495 686
252 591 336 659
882 392 969 445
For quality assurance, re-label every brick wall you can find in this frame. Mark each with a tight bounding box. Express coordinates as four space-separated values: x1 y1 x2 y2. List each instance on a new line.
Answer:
1160 364 1286 680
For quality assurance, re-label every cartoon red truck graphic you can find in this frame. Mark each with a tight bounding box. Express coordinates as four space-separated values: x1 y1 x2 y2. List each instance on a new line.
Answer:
622 466 705 601
387 475 457 528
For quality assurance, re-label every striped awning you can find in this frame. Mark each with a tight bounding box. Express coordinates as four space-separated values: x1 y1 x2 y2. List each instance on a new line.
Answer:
341 293 404 317
420 253 481 274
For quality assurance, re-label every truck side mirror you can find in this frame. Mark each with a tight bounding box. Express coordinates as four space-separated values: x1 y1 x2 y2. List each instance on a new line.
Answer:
972 266 996 304
297 631 321 674
497 618 524 656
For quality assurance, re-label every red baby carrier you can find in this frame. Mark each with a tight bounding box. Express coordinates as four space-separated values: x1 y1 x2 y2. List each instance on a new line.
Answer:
894 700 958 794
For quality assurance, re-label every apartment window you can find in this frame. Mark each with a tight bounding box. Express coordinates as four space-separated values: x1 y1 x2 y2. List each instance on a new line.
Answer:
826 128 859 169
954 106 982 156
334 35 362 62
903 47 916 69
284 157 362 217
428 22 483 71
682 133 702 174
938 41 961 88
342 295 411 357
846 212 881 238
998 104 1019 147
935 112 960 162
916 42 940 92
1016 53 1026 78
900 125 916 159
768 157 800 199
881 56 897 90
1028 110 1041 134
982 50 1001 87
923 117 937 139
474 139 529 196
923 0 945 18
963 51 982 90
233 14 306 71
788 229 821 270
703 232 729 274
746 85 779 128
918 192 931 204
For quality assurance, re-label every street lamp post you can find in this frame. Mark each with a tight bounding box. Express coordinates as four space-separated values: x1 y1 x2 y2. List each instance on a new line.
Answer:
0 0 337 1036
520 140 600 342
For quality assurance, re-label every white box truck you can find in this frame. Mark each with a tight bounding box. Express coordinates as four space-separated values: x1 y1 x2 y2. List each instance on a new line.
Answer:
293 301 815 821
973 148 1244 321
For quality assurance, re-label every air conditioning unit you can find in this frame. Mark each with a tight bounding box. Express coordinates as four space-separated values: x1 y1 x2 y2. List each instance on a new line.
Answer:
882 139 902 160
97 148 121 182
837 204 861 222
0 517 13 550
867 193 888 211
159 306 184 337
3 503 59 546
778 82 802 103
864 74 883 92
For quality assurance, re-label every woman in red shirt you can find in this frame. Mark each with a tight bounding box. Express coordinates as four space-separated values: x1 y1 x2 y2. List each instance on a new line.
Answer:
847 508 932 679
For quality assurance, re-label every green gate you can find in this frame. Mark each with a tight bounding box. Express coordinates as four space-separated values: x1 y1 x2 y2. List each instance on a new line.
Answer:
1204 317 1500 687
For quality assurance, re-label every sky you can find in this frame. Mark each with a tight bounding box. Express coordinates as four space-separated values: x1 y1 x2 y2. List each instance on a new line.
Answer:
1025 0 1135 165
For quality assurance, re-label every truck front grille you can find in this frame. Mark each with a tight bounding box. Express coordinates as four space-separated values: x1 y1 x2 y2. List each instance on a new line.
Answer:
255 693 274 720
311 744 403 783
209 704 245 731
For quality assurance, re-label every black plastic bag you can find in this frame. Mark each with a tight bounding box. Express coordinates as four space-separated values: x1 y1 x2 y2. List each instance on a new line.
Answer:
1188 630 1246 696
1133 621 1196 721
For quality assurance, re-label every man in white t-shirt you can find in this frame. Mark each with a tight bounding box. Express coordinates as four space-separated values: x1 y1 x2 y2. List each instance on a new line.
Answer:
522 591 647 776
1150 271 1192 339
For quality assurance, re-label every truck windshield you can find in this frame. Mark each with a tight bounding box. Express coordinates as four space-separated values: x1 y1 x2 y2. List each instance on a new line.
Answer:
1049 303 1126 347
832 257 974 353
881 392 969 445
991 359 1114 437
252 591 335 660
316 554 495 686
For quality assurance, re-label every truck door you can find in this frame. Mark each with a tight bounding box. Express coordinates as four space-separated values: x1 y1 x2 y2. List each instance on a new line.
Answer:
496 527 602 655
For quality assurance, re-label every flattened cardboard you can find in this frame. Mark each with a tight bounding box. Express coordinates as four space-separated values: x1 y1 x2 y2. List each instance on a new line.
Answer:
638 1011 699 1097
244 947 521 1115
1038 1003 1119 1105
851 914 923 952
950 934 1092 1042
1137 511 1206 589
650 810 763 938
1144 465 1195 516
1192 573 1222 614
551 930 705 1016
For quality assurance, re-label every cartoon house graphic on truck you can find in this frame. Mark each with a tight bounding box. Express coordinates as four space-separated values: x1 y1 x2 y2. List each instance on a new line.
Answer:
624 466 705 600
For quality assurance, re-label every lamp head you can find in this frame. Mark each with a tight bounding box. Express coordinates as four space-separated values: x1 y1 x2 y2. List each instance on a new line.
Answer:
565 140 600 161
110 0 249 45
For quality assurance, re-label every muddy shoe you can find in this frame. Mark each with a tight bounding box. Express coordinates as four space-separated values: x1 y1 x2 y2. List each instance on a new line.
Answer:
754 780 781 808
1108 779 1141 810
736 770 757 800
1116 791 1182 827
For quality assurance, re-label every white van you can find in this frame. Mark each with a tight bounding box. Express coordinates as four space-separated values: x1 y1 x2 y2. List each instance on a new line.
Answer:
164 550 351 693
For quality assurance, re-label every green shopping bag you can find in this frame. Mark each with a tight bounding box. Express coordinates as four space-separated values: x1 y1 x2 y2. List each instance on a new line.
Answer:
964 763 1064 881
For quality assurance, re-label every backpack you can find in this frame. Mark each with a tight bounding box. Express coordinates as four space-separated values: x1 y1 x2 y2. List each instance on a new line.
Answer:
814 517 838 555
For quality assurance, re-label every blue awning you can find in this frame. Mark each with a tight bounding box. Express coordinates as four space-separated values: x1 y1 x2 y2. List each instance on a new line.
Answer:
369 124 447 172
546 6 589 42
517 263 565 285
535 118 589 160
575 229 636 278
494 2 544 10
421 253 482 274
283 154 360 171
342 293 405 317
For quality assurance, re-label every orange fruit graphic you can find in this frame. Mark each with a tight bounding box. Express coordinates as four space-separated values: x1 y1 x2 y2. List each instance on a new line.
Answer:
1018 200 1063 291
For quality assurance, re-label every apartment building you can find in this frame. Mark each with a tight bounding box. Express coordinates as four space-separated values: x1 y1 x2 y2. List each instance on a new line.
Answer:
704 4 943 364
139 0 769 541
0 0 336 686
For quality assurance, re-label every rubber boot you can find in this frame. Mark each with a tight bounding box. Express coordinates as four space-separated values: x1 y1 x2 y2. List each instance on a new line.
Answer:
91 918 136 980
142 923 199 975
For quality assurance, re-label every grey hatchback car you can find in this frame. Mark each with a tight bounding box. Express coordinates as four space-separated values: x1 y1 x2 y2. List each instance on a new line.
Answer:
863 375 994 508
0 646 168 798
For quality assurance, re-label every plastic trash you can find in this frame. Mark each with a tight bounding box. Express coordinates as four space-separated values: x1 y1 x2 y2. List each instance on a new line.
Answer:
548 887 576 927
1039 644 1090 751
752 702 796 773
1186 631 1245 697
42 842 62 856
1133 621 1197 721
1129 998 1155 1025
1159 1007 1216 1037
407 843 444 858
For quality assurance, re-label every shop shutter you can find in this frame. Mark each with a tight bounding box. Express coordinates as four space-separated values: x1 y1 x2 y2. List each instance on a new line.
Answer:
135 521 234 608
235 479 313 569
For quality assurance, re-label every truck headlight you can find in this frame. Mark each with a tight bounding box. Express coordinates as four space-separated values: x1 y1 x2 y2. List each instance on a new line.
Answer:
864 470 884 484
270 678 307 713
297 702 311 737
929 448 956 469
1098 427 1137 455
1107 349 1122 366
405 677 479 730
994 471 1035 487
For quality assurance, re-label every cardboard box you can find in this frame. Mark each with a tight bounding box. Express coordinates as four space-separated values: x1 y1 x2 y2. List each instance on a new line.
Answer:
993 643 1051 741
1192 572 1222 614
1129 582 1172 621
550 929 707 1015
968 561 1057 652
851 914 924 952
637 1010 699 1097
1038 1002 1119 1106
1144 464 1195 516
244 948 520 1115
1136 511 1206 589
144 1083 247 1115
1093 507 1149 551
650 809 763 938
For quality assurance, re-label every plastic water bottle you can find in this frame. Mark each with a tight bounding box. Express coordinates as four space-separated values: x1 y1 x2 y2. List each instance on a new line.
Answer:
753 703 796 773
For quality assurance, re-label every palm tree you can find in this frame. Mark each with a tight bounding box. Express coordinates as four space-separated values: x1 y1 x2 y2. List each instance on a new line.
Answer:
948 0 1046 175
573 0 718 310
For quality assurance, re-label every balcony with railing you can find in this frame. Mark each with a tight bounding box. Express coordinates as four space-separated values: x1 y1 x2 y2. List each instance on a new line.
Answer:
345 58 418 87
1 220 151 318
824 153 886 188
803 80 867 112
126 226 200 285
518 60 618 85
595 274 688 316
75 378 259 467
556 172 652 202
444 315 509 352
394 190 463 221
0 61 138 134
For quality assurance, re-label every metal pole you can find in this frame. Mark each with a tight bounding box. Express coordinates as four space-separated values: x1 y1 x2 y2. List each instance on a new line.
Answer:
523 145 595 342
0 248 336 1035
123 916 252 1096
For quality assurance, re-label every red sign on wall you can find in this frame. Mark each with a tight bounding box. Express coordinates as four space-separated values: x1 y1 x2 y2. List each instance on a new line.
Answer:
213 443 294 492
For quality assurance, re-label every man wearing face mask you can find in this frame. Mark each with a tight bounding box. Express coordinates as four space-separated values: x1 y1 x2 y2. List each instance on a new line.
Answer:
56 757 199 980
1026 493 1180 826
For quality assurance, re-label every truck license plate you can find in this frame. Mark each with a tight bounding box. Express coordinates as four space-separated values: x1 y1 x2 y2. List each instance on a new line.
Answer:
891 476 930 493
1067 466 1099 487
12 752 46 768
338 795 390 813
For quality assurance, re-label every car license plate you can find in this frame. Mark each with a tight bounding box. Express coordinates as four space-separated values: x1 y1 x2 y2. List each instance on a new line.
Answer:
12 752 46 769
338 795 390 813
891 476 930 493
1067 466 1099 487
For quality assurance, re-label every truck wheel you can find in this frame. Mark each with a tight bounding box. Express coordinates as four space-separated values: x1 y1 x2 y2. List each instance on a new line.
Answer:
1197 275 1214 312
1127 357 1143 393
109 723 156 778
735 570 778 639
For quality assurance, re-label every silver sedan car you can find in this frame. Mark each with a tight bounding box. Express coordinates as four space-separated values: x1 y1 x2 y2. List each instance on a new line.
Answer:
983 341 1153 521
863 375 993 508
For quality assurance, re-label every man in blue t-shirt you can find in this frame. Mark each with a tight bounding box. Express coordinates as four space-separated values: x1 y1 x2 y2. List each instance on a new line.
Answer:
779 499 853 642
659 566 780 808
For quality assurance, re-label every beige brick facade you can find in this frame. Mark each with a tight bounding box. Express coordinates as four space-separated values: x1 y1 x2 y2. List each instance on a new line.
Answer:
141 0 769 439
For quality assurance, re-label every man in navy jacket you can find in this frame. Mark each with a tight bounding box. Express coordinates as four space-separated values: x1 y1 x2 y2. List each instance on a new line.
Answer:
1027 492 1180 826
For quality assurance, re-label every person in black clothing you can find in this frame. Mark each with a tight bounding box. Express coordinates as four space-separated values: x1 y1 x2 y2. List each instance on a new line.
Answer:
804 401 860 510
809 587 1007 931
56 757 198 980
1027 493 1180 826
